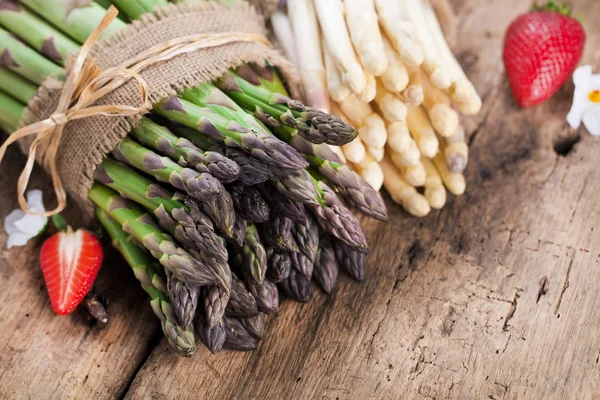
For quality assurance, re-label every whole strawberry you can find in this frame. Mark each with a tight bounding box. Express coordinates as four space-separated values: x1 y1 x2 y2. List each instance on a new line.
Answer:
503 2 585 108
40 215 104 315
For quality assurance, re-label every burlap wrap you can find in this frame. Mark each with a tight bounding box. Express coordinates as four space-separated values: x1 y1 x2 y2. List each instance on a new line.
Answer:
19 1 298 219
247 0 280 18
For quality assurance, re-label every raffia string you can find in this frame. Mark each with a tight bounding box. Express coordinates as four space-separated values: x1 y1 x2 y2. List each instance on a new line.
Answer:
0 5 271 217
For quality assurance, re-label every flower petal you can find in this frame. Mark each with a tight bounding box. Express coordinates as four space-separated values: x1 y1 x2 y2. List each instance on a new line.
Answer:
26 190 46 213
573 65 593 87
582 110 600 136
14 214 48 235
4 209 26 235
7 232 34 249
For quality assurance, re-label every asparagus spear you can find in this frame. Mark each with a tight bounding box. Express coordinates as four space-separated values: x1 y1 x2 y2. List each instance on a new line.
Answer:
131 117 241 183
96 207 196 356
95 158 228 262
111 0 168 20
224 147 272 185
194 194 237 242
270 167 318 205
308 172 369 251
225 272 259 318
166 270 200 331
195 317 226 354
229 185 270 224
334 239 367 282
291 213 319 263
224 316 257 351
229 213 246 247
89 183 230 292
257 183 307 224
203 285 229 329
217 71 357 145
240 313 266 340
278 268 313 303
0 90 24 132
154 96 308 171
0 1 79 66
238 224 268 285
290 250 314 279
313 235 339 294
0 67 37 104
20 0 127 44
266 247 292 283
113 137 224 202
245 278 279 314
259 214 298 252
0 26 61 84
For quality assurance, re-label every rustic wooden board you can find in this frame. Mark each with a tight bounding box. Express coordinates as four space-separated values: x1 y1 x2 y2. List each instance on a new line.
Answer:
2 0 600 398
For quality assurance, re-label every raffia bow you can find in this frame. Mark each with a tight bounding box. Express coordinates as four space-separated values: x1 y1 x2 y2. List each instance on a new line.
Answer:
0 5 270 217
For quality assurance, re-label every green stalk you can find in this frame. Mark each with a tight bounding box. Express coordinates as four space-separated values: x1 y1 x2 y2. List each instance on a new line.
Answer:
95 207 196 356
111 0 169 20
0 90 25 132
89 182 230 292
113 137 224 202
0 67 37 104
0 26 62 84
130 117 241 183
95 157 228 262
0 2 80 66
20 0 127 44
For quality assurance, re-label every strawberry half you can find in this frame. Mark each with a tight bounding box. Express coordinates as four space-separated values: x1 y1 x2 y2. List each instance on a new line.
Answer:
40 226 104 315
503 2 586 108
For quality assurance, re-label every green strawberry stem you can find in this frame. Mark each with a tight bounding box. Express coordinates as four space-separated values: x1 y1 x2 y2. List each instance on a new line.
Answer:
51 214 68 232
532 1 572 16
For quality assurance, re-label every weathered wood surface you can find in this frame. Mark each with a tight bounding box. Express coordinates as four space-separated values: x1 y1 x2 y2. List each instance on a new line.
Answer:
2 0 600 398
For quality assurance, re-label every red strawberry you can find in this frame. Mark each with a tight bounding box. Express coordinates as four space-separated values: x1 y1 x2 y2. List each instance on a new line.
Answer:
40 226 104 315
503 2 585 108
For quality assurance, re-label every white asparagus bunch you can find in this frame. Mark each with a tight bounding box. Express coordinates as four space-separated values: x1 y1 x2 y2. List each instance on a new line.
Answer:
276 0 480 217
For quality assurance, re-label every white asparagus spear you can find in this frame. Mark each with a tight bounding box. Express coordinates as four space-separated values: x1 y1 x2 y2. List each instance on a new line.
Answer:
323 40 352 103
344 0 388 76
271 10 299 67
421 70 459 137
388 140 421 168
374 80 408 122
380 34 409 93
402 162 427 187
359 113 388 150
441 121 468 173
386 120 411 153
375 0 424 67
328 145 347 164
433 151 466 195
380 155 431 217
352 153 384 190
402 0 453 90
402 66 425 107
359 71 377 103
314 0 366 94
406 106 439 158
421 0 481 114
421 156 447 209
288 0 330 112
338 95 373 127
366 144 385 162
330 101 368 163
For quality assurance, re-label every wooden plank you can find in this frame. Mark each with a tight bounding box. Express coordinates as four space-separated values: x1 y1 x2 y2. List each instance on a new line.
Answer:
0 147 160 399
123 0 600 399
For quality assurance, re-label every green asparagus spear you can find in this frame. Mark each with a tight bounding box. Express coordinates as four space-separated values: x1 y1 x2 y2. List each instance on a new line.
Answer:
278 268 313 303
111 0 168 20
0 26 61 84
238 224 267 285
166 269 200 330
270 167 318 205
195 316 226 354
334 239 367 282
113 137 224 202
225 272 259 318
313 235 339 294
0 1 80 66
292 213 319 263
95 158 228 262
223 316 257 351
95 207 196 356
131 118 241 183
0 67 37 104
217 71 358 145
290 251 314 280
203 285 229 329
89 183 230 292
229 184 270 224
0 90 24 132
239 313 265 340
259 214 298 252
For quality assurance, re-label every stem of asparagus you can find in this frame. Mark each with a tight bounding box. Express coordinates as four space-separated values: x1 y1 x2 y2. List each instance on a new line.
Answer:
0 90 24 132
95 207 196 356
111 0 169 20
0 67 37 104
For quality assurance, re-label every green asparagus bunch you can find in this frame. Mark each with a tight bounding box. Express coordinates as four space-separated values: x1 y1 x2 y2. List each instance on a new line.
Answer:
0 0 389 355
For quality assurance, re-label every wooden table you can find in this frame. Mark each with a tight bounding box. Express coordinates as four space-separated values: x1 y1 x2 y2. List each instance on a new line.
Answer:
2 0 600 398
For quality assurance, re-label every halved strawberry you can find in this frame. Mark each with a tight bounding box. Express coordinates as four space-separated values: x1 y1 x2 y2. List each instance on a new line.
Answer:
40 227 104 315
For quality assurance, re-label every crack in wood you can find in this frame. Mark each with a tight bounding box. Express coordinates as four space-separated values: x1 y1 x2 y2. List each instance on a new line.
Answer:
554 258 575 315
502 292 521 332
536 276 549 304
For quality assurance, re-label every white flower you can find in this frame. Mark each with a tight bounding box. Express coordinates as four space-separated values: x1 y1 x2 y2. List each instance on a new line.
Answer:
567 65 600 136
4 190 48 249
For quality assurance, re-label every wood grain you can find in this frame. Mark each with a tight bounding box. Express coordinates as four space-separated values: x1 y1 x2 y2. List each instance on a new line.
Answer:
3 0 600 398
